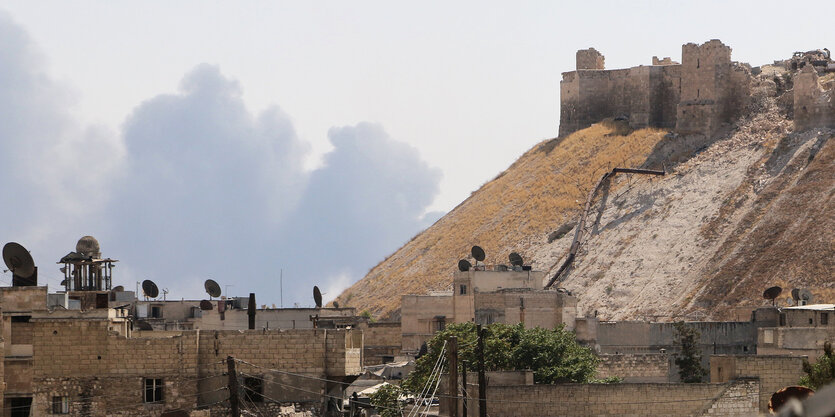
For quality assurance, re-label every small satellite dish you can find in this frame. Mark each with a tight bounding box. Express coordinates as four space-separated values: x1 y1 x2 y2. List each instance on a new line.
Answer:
199 300 213 310
113 285 124 292
458 259 472 272
204 279 221 298
785 297 793 306
313 286 323 308
799 288 814 304
142 280 159 299
509 252 523 267
471 246 485 263
763 286 782 305
3 242 35 278
333 301 340 308
791 288 800 301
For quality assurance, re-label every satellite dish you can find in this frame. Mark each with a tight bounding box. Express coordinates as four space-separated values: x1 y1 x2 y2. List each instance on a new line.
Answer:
333 301 340 308
471 246 486 262
509 252 524 267
204 279 221 298
786 297 793 306
763 286 782 305
313 286 323 308
3 242 35 278
791 288 801 301
799 289 814 304
458 259 472 272
142 280 159 298
768 386 815 413
113 285 124 292
199 300 213 310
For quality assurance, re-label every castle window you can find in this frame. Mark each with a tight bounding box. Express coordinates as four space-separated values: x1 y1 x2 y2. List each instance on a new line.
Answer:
52 396 69 414
697 58 700 68
144 378 164 403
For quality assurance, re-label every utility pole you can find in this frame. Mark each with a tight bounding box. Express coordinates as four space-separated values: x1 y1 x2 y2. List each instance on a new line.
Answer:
476 325 487 417
227 356 240 417
448 336 459 417
462 360 468 417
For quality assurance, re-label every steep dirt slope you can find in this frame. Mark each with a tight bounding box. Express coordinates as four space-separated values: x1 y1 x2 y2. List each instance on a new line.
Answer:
337 102 834 321
334 122 669 318
561 105 834 321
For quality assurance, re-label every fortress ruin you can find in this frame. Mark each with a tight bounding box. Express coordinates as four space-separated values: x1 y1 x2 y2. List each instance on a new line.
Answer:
559 39 835 137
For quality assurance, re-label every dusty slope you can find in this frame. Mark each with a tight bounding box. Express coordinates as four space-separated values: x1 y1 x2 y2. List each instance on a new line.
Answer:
337 102 834 321
334 122 669 318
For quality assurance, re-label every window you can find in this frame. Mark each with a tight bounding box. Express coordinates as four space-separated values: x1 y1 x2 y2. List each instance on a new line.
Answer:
779 313 786 326
459 285 467 295
822 313 829 325
144 378 163 403
382 355 395 364
243 377 264 403
150 306 163 318
10 315 33 345
432 317 446 332
52 396 69 414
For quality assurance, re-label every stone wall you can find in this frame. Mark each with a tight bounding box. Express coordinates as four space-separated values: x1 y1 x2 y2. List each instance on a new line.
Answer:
710 355 805 412
794 66 835 130
26 317 361 416
448 379 759 417
576 48 605 70
358 321 401 365
596 354 670 382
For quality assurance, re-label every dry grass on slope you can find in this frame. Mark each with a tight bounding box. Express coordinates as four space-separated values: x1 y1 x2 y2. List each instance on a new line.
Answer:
334 121 669 318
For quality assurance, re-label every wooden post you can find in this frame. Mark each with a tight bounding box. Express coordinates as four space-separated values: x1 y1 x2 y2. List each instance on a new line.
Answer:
448 336 459 417
462 360 468 417
477 325 487 417
227 356 240 416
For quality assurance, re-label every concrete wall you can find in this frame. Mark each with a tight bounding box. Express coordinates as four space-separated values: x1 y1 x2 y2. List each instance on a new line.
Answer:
473 290 576 331
357 321 401 366
710 355 805 412
401 294 454 353
445 379 759 417
596 354 670 383
758 326 835 360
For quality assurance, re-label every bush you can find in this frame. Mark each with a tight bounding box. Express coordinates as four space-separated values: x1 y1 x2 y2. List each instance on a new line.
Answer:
673 321 706 383
799 341 835 389
369 384 403 417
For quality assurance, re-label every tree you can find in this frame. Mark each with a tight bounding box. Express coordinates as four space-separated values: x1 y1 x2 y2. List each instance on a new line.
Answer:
369 384 403 417
402 322 600 392
799 341 835 389
673 321 706 383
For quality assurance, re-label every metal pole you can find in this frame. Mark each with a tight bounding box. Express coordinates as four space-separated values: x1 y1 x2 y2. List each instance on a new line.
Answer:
462 361 468 417
280 269 283 308
477 325 487 417
227 356 240 416
448 336 459 417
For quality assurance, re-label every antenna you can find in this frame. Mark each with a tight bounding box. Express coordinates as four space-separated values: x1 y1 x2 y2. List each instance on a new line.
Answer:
2 242 37 286
509 252 524 267
162 288 169 301
204 279 222 299
313 286 323 308
142 280 159 299
763 286 782 306
471 246 485 263
458 259 472 272
199 300 213 310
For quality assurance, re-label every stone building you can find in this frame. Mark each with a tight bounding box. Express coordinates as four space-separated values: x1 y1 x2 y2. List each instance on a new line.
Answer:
559 39 752 137
401 266 577 353
1 237 364 416
757 304 835 360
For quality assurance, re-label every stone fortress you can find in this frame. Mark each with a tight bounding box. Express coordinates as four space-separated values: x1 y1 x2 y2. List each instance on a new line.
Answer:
559 39 834 137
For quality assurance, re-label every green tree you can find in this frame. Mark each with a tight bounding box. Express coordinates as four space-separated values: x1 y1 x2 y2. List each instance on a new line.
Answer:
799 341 835 389
403 322 599 392
369 384 403 417
673 321 706 383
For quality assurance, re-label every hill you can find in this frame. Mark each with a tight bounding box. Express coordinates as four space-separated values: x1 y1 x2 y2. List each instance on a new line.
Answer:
335 95 834 323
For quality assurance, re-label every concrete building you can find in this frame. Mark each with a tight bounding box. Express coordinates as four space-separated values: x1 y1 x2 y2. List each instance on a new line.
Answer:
757 304 835 360
401 266 577 354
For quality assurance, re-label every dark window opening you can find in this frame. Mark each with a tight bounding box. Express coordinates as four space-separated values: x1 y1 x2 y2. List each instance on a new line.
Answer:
52 396 70 414
822 313 829 325
779 313 786 326
459 285 467 295
809 318 814 325
743 346 748 352
144 378 164 403
243 377 263 403
697 58 700 68
433 317 446 332
96 293 109 309
382 355 395 364
151 306 163 319
9 398 32 417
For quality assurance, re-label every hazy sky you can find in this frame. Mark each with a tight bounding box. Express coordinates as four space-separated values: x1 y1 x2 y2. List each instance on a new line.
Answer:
1 1 832 306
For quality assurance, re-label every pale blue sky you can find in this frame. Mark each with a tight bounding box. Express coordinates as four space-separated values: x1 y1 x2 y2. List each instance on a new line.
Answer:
1 1 832 305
